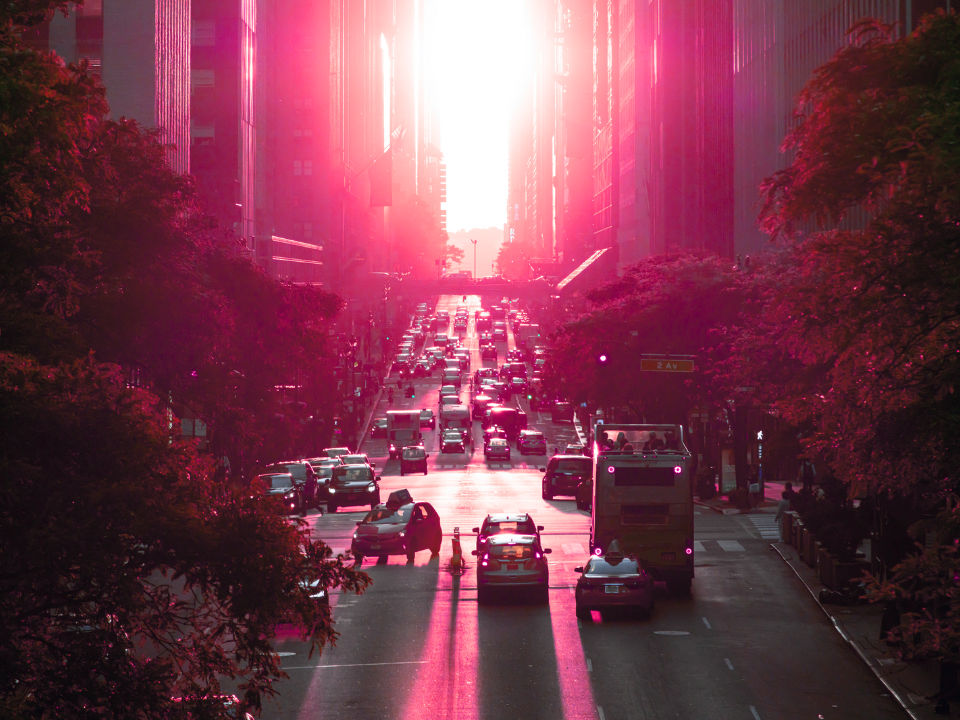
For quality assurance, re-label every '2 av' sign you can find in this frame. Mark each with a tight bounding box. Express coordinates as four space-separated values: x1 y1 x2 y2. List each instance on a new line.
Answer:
639 358 695 373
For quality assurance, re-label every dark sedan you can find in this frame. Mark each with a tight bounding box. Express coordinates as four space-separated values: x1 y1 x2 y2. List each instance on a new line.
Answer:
400 445 428 475
484 437 511 460
574 541 654 620
440 430 465 453
327 464 381 513
517 429 547 455
255 473 303 515
351 493 442 564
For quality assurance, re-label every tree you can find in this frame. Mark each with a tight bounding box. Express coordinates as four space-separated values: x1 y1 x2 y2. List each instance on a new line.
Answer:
753 12 960 499
0 353 370 719
391 193 462 278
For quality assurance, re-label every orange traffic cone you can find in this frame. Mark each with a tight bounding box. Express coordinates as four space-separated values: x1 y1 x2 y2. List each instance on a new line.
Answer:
451 527 463 569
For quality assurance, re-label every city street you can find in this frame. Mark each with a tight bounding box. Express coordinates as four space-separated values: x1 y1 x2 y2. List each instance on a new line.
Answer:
257 296 904 720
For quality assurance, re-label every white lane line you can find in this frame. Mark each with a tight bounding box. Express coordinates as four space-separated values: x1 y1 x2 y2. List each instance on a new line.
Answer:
725 658 734 670
693 541 706 553
577 618 583 629
750 706 761 720
586 658 593 672
718 540 746 552
597 707 606 720
284 660 427 670
702 617 712 629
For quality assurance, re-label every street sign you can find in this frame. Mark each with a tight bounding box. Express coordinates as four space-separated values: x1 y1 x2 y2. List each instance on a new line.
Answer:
640 357 695 373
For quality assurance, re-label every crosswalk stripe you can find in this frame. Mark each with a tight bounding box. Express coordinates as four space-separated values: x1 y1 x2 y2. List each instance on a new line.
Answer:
747 515 781 539
693 541 705 553
718 540 745 552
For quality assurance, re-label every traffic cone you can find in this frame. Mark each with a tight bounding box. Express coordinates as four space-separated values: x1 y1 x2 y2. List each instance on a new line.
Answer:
451 527 463 569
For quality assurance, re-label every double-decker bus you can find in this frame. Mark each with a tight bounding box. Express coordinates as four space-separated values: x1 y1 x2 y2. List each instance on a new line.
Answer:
590 423 694 594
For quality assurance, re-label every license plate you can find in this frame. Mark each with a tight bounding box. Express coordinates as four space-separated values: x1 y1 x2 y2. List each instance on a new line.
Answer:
370 544 381 550
604 585 620 594
507 564 519 571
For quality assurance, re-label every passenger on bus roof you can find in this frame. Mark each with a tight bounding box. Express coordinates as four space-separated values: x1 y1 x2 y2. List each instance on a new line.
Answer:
615 431 627 450
621 442 634 454
643 432 664 453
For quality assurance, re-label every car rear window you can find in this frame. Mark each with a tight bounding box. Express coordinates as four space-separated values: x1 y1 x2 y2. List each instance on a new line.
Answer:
334 467 373 482
484 520 536 535
402 447 425 459
556 459 591 473
264 475 293 489
586 558 641 576
491 544 535 559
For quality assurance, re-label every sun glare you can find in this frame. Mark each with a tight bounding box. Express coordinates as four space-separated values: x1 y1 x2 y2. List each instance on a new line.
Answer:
432 0 531 232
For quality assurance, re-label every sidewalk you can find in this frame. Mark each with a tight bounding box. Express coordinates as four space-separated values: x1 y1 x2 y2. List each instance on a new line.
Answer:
693 480 785 514
772 541 940 719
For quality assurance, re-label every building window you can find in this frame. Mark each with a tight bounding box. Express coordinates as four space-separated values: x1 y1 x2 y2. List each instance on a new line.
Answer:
293 160 302 176
303 160 313 176
303 222 313 239
192 20 216 46
191 123 214 146
191 69 215 92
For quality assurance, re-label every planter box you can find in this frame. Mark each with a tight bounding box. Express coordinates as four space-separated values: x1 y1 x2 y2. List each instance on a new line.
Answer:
817 548 863 590
781 511 798 545
793 519 804 549
802 529 818 568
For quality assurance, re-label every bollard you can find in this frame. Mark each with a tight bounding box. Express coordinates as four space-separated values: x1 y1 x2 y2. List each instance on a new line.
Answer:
451 526 463 568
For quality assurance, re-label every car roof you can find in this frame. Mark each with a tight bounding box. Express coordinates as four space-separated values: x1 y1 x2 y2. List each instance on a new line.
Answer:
489 438 508 444
258 472 292 478
337 463 371 470
488 534 537 545
484 513 531 523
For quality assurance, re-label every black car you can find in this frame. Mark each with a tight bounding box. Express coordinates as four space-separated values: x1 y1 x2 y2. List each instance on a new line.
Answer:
351 492 443 563
440 430 465 453
262 461 318 509
481 345 498 360
255 473 303 515
517 429 547 455
419 408 436 429
400 445 428 475
328 464 381 512
541 455 592 500
370 417 388 439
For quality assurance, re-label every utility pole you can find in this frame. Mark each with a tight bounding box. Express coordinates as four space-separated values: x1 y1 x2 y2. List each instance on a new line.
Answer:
470 238 477 279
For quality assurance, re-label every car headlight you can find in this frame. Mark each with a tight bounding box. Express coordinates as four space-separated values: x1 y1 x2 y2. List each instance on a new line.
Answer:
399 531 406 538
329 488 337 494
366 484 376 492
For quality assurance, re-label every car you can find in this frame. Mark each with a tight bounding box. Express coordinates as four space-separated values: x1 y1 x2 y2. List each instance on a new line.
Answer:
574 540 655 620
262 461 319 509
302 457 341 499
505 350 524 363
478 333 494 347
551 402 575 422
439 384 458 401
440 430 465 453
350 491 443 564
473 512 544 554
400 445 428 475
255 473 303 515
442 369 462 388
473 534 551 604
485 437 511 460
476 312 492 330
509 376 527 394
472 393 496 421
500 362 527 379
419 408 436 429
325 447 351 459
454 317 468 331
327 464 381 512
475 367 499 383
434 333 449 347
370 417 388 439
341 453 375 469
483 424 508 446
413 358 434 377
492 328 507 343
562 443 587 455
541 455 592 499
481 345 498 360
517 429 547 455
439 394 462 412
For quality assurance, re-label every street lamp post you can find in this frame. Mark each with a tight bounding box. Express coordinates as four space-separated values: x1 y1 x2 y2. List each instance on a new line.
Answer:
470 238 477 279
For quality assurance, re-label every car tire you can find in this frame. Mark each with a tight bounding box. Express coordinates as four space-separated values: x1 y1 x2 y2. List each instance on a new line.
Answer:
328 501 337 513
542 481 553 500
354 554 364 565
575 603 590 620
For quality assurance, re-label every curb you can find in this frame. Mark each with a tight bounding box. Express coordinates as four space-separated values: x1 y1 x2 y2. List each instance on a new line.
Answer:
770 543 921 720
355 379 387 453
694 500 777 515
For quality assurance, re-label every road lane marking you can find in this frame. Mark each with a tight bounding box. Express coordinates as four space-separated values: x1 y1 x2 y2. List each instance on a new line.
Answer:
284 660 427 670
562 542 586 555
750 706 761 720
693 541 705 553
702 617 712 629
718 540 745 552
725 658 734 670
654 631 690 636
586 659 593 672
597 707 605 720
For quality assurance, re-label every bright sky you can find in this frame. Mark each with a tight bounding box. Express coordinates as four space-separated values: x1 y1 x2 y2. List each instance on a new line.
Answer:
431 0 532 233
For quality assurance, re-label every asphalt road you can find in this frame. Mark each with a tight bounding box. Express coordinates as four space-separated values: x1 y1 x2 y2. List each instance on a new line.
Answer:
259 295 904 720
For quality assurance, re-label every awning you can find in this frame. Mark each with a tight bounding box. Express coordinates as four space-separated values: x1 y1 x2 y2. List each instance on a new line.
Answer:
556 248 615 298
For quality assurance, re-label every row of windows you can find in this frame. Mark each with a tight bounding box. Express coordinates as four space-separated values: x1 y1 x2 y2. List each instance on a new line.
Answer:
293 160 313 176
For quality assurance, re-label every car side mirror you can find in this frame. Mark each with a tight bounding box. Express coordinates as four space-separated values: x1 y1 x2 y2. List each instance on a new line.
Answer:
472 527 479 533
356 521 362 526
471 550 478 556
371 463 376 468
376 476 382 482
540 467 546 473
574 566 584 573
537 525 544 531
543 548 552 554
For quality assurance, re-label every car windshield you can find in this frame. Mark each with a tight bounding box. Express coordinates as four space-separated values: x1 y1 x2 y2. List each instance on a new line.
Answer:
267 463 306 479
342 455 366 464
363 505 412 524
556 459 591 473
334 467 373 482
491 544 535 559
402 447 425 459
266 475 293 489
420 409 433 418
586 557 641 576
484 519 536 535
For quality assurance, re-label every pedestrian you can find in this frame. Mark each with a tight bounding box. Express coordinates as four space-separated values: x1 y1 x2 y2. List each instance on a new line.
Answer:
387 388 394 405
783 481 797 503
775 490 791 542
798 459 817 492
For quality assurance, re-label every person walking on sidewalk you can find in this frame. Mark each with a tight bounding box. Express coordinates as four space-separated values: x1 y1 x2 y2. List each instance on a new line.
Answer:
775 490 791 542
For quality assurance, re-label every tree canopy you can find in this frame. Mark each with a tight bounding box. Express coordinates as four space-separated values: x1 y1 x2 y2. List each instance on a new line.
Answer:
0 18 367 718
